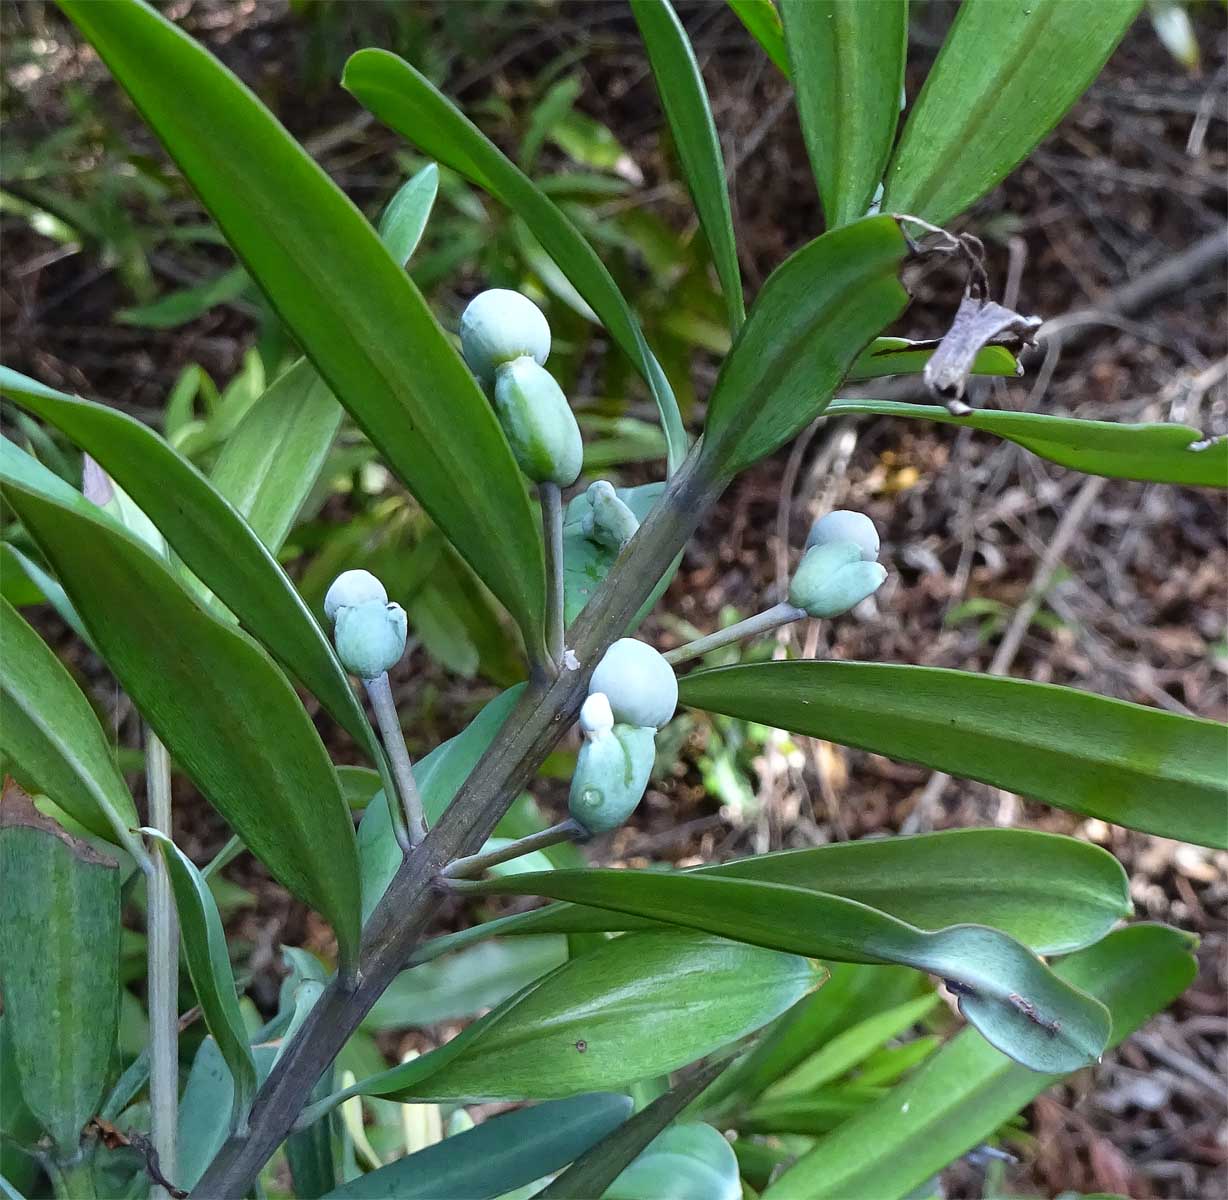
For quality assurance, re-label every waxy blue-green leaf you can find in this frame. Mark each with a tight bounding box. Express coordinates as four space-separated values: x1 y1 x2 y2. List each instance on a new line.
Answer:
728 0 791 76
780 0 907 228
0 475 362 964
882 0 1140 225
322 1094 632 1200
0 596 137 847
143 829 257 1135
763 925 1197 1200
341 48 688 472
378 162 440 269
700 216 909 475
679 661 1228 848
463 870 1111 1073
827 398 1228 488
0 784 120 1156
631 0 744 332
59 0 545 647
846 339 1019 383
605 1123 741 1200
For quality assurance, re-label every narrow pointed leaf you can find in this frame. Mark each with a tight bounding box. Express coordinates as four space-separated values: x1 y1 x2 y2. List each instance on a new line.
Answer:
59 0 545 644
143 829 257 1134
378 162 440 268
883 0 1140 224
678 661 1228 848
464 871 1111 1073
341 48 688 471
728 0 791 76
322 1094 632 1200
763 925 1197 1200
700 216 909 476
827 398 1228 488
0 474 362 962
605 1123 741 1200
846 339 1019 382
632 0 744 331
0 596 138 846
780 0 907 227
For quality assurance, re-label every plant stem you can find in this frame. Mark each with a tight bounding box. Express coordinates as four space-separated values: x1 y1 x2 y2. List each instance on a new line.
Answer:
442 819 582 879
364 672 426 849
662 602 806 666
145 730 178 1200
540 482 566 671
48 1155 98 1200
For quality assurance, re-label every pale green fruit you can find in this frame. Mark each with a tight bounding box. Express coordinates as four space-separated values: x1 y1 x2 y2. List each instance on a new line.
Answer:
493 358 583 486
459 289 550 384
588 638 677 729
789 540 887 619
582 480 640 550
804 509 880 561
569 723 657 834
334 599 408 678
324 569 387 624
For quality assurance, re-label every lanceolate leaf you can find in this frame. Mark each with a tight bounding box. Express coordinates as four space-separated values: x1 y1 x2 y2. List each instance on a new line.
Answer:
1 477 362 963
631 0 745 331
340 48 688 471
728 0 791 77
780 0 907 228
0 596 138 847
603 1123 742 1200
678 661 1228 848
463 871 1112 1073
763 925 1198 1200
700 216 909 476
378 162 440 269
143 830 257 1135
882 0 1140 224
846 339 1018 383
59 0 545 647
827 398 1228 488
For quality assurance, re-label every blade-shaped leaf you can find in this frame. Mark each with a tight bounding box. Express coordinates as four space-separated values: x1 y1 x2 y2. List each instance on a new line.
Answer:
341 48 688 471
827 398 1228 488
321 1094 632 1200
846 339 1019 383
728 0 791 77
632 0 744 331
461 871 1112 1073
780 0 907 228
678 661 1228 848
378 162 440 268
59 0 545 646
700 216 909 476
604 1123 741 1200
762 924 1198 1200
143 829 257 1135
1 473 362 963
882 0 1140 224
0 595 138 847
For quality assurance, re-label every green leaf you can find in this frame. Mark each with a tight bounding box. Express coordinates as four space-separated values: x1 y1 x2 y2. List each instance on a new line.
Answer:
827 399 1228 488
321 1094 632 1200
0 596 138 847
340 48 689 472
142 829 257 1135
728 0 791 76
0 783 121 1156
463 870 1111 1074
117 264 249 329
780 0 907 228
699 216 908 476
882 0 1140 224
605 1123 741 1200
762 924 1197 1200
846 338 1019 383
631 0 744 331
0 473 362 964
60 0 545 647
678 661 1228 848
378 162 440 268
0 368 373 748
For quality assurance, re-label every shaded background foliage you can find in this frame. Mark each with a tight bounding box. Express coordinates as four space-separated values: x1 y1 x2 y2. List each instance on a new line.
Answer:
1 2 1225 1196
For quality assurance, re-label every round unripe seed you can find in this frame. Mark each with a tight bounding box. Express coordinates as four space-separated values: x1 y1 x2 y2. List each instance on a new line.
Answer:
789 541 887 619
493 357 583 486
460 289 550 384
334 600 408 679
579 692 615 739
569 723 656 834
805 510 880 562
588 638 677 729
325 569 388 624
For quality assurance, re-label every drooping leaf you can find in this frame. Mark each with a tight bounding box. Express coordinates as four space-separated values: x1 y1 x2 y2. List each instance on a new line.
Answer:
143 829 257 1135
0 782 120 1156
700 216 909 476
604 1123 741 1200
59 0 545 646
846 338 1019 383
378 162 440 268
762 925 1197 1200
340 48 688 471
1 474 362 964
882 0 1140 224
678 661 1228 848
0 596 137 847
321 1094 632 1200
780 0 907 228
826 399 1228 488
728 0 791 76
463 870 1111 1073
631 0 744 331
